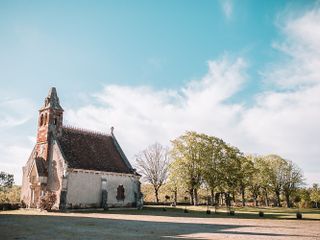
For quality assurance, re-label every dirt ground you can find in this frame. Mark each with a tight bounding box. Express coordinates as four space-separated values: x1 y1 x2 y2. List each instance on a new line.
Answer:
1 209 320 240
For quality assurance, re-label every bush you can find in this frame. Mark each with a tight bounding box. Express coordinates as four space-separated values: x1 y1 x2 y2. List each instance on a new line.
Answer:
296 212 302 219
0 203 20 211
40 192 57 211
259 211 264 217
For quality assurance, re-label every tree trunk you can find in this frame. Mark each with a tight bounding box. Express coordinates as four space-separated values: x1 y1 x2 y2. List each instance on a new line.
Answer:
225 193 231 207
154 187 159 204
253 194 258 207
189 189 194 205
210 189 215 206
194 188 198 206
285 193 291 208
241 187 245 207
264 190 269 206
275 190 281 207
173 189 177 205
215 192 220 207
232 191 236 204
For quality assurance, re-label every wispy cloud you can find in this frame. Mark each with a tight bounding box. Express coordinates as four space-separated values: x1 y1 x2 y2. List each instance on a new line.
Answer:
220 0 233 20
2 3 320 186
65 6 320 185
0 98 35 128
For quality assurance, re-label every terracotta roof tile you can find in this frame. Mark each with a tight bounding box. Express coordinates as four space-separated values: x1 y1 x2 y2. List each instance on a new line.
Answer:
57 127 133 174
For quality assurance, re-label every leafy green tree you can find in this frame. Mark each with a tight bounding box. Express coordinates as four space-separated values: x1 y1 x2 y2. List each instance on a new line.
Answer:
201 136 226 205
0 172 19 204
238 155 255 206
221 145 244 205
246 155 263 206
0 172 14 191
170 131 208 205
282 160 304 208
263 155 287 207
310 184 320 208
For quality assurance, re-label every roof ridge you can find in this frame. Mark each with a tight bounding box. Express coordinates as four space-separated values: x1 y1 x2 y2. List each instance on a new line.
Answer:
63 125 110 137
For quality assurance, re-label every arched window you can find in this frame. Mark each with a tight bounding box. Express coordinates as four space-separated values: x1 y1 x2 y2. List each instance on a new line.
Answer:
53 117 57 125
39 114 44 126
116 185 125 201
44 113 47 126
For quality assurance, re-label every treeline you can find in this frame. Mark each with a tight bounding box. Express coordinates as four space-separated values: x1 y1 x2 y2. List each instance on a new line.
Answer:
136 131 320 208
0 171 21 205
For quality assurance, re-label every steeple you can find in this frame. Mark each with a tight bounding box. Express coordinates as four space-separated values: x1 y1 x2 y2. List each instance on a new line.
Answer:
36 88 64 154
41 87 63 111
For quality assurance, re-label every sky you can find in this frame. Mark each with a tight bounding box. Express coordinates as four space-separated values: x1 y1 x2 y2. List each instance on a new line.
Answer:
0 0 320 185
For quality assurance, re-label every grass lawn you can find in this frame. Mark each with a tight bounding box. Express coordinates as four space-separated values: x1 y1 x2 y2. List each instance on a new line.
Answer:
100 205 320 220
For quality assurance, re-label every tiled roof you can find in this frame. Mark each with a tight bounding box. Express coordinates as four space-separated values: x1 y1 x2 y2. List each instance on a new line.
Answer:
57 127 134 174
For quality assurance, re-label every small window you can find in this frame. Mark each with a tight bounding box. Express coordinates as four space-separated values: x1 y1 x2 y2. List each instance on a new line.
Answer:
116 185 125 201
39 114 44 126
44 114 48 126
53 118 57 125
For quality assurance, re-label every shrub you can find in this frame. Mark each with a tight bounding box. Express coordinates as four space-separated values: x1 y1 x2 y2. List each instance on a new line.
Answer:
40 192 57 211
0 203 20 211
21 200 26 208
296 212 302 219
259 211 264 217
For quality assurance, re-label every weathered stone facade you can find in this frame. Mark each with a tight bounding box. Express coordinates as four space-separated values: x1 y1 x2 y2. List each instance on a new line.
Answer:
21 87 142 209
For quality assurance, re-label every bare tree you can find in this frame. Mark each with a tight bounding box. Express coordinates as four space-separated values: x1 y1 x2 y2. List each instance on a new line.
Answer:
135 143 170 203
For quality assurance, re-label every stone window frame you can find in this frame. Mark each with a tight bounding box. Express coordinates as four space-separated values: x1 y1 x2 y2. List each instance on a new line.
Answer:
116 185 125 201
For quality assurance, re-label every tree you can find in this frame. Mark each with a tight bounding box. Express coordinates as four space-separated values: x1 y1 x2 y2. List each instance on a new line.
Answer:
263 155 287 207
310 184 320 208
237 155 255 206
0 172 14 191
170 131 207 205
136 143 170 203
247 155 263 206
201 135 226 205
221 145 245 206
282 160 304 208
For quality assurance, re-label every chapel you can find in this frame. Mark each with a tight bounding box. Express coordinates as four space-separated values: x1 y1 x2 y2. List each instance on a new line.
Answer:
21 87 142 209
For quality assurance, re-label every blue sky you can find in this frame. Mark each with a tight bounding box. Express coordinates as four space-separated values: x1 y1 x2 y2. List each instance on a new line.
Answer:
1 0 320 185
0 1 307 100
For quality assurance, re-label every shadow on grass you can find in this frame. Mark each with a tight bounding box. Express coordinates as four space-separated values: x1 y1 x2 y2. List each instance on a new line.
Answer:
69 206 320 221
0 213 318 240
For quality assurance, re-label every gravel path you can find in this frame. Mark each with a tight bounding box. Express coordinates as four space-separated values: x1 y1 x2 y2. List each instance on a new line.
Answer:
1 210 320 239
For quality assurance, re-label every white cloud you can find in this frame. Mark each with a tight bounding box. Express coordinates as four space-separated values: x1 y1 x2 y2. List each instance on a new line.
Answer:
241 5 320 183
220 0 233 20
265 7 320 88
0 98 34 128
65 56 246 159
65 7 320 185
0 98 36 184
2 4 320 187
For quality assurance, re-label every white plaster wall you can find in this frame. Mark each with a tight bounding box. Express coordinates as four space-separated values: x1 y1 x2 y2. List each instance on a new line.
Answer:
66 171 140 208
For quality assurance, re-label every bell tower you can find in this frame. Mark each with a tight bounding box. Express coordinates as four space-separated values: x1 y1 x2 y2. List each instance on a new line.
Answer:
36 87 64 159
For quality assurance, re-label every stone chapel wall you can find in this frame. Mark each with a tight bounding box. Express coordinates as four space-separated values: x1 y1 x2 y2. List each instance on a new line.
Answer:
65 170 140 208
47 141 65 209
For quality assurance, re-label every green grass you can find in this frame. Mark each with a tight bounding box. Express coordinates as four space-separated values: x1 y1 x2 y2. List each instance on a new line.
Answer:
84 205 320 220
